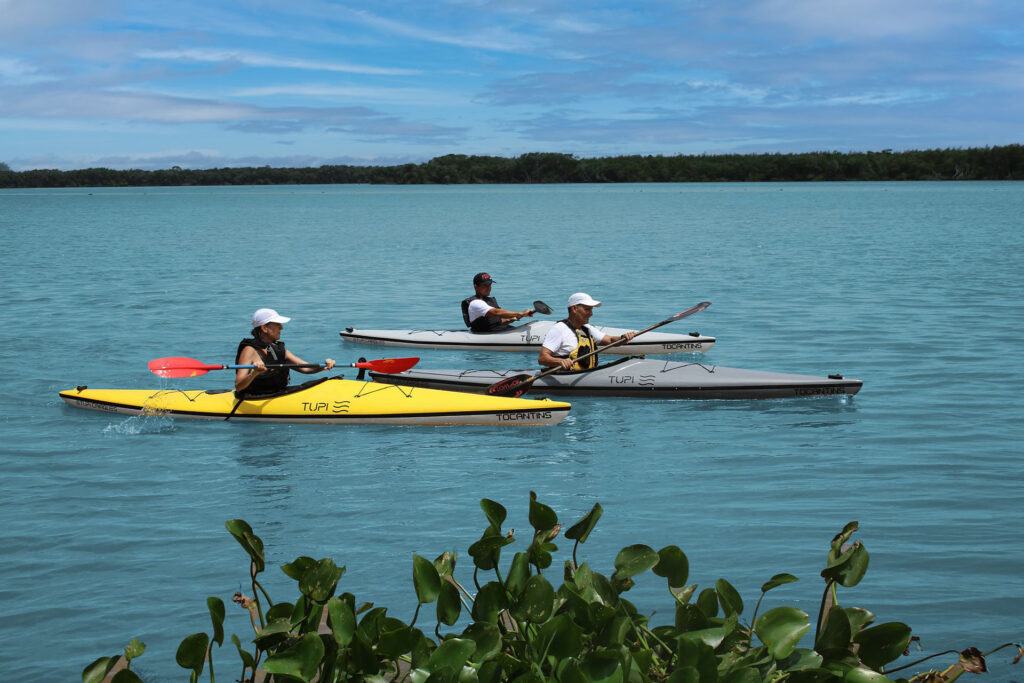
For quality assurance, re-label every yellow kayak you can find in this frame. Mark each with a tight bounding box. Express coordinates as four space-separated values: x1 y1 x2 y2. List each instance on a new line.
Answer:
59 377 570 426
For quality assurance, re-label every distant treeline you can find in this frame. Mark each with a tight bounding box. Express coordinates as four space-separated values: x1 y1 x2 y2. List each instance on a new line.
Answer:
2 145 1022 188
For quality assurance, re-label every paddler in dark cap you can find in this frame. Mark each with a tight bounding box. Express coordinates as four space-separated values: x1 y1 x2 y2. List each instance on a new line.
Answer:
461 272 535 333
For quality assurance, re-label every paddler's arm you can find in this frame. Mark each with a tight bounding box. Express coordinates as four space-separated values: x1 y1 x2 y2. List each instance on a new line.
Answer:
486 306 535 323
598 330 636 346
235 346 267 392
538 346 573 371
286 350 336 374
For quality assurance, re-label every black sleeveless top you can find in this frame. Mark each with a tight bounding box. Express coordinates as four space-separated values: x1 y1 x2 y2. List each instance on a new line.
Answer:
461 295 507 332
235 337 289 397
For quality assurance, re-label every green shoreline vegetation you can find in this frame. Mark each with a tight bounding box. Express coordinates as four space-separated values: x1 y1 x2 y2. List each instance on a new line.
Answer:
3 145 1023 188
85 494 1021 683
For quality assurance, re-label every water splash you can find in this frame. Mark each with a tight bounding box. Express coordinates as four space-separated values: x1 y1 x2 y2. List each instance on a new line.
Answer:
102 414 176 435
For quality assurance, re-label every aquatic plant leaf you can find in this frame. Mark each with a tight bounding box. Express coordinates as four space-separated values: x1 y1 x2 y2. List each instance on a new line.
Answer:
231 634 257 670
844 607 875 633
612 544 659 579
670 584 697 605
378 617 418 659
471 581 508 623
413 554 442 604
282 556 317 580
480 499 507 531
761 573 799 593
262 632 324 682
433 551 457 578
821 542 869 588
653 545 689 588
565 503 603 543
529 490 558 532
437 579 462 625
225 519 265 573
696 587 719 618
327 596 355 646
505 551 531 596
175 632 209 677
675 603 710 632
537 614 584 659
829 522 859 559
299 558 344 602
206 598 225 646
667 666 700 683
461 622 502 662
673 637 718 680
110 670 144 682
557 657 588 683
844 666 893 682
755 606 810 659
815 606 852 653
718 667 761 683
468 528 515 571
778 647 824 671
581 648 624 683
512 573 555 623
82 656 121 683
253 619 294 650
716 578 744 617
427 637 477 673
853 622 912 671
265 602 294 623
123 638 146 661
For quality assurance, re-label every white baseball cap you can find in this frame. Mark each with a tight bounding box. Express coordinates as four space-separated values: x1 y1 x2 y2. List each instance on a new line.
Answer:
252 308 291 327
568 292 601 307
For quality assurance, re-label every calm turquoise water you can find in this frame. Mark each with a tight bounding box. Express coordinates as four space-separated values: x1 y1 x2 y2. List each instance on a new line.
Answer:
1 183 1021 680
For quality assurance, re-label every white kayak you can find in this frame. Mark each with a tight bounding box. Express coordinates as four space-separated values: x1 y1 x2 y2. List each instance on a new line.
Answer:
370 356 862 399
340 320 715 355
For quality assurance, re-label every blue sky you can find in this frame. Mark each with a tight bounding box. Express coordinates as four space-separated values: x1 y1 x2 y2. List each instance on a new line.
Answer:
1 0 1021 170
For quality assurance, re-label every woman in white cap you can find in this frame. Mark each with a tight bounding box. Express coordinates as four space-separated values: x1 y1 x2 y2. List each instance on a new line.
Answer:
234 308 335 396
538 293 636 372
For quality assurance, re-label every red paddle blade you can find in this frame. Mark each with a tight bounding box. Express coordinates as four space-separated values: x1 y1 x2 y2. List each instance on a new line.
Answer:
355 357 419 374
148 357 221 378
486 373 533 398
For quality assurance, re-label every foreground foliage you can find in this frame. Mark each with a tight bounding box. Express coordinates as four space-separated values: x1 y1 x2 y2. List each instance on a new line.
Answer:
6 146 1024 188
85 495 1021 682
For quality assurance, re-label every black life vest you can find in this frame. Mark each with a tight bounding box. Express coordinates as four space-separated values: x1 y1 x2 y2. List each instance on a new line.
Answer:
235 337 289 397
461 295 507 332
554 319 598 371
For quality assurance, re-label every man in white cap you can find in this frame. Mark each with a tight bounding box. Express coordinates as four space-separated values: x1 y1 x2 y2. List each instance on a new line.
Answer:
538 293 636 372
234 308 335 396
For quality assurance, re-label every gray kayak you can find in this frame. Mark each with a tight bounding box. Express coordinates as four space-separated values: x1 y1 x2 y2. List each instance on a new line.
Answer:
341 320 714 354
370 356 862 399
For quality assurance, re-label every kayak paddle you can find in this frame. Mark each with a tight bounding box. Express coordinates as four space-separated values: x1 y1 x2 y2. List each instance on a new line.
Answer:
533 300 553 315
485 301 711 398
149 356 419 379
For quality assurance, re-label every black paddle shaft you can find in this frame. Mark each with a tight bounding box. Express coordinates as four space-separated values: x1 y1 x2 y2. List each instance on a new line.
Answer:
487 301 711 397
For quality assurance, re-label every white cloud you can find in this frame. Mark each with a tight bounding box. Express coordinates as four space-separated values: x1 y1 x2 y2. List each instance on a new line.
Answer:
136 48 420 76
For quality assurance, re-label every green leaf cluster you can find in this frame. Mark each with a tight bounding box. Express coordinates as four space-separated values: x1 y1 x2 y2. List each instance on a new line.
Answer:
85 498 1022 682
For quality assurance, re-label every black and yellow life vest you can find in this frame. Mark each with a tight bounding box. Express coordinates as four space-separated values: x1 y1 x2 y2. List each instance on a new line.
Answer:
557 320 598 371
